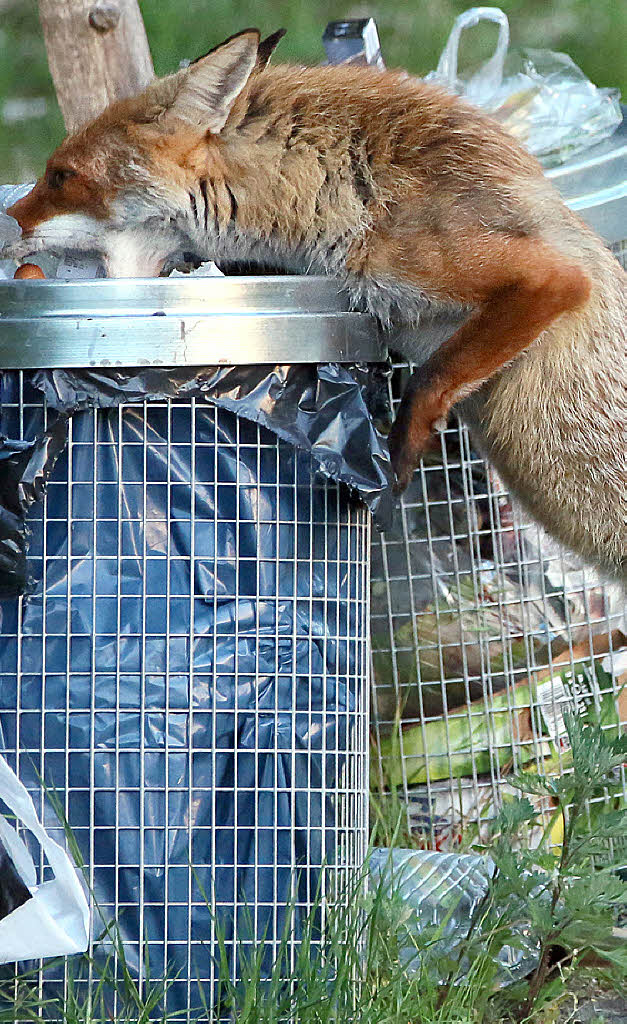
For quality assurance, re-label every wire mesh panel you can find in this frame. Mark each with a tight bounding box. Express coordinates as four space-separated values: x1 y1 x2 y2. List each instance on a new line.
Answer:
370 239 626 855
612 238 626 270
0 371 370 1020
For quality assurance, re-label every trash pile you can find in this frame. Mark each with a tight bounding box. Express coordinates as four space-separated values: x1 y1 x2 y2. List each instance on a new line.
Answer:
370 425 627 850
426 7 622 166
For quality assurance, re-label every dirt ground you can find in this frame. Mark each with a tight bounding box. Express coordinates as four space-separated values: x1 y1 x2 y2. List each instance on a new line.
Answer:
557 979 627 1023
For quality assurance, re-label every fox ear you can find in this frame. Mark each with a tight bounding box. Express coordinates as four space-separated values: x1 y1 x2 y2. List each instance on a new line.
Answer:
256 29 286 69
168 29 260 131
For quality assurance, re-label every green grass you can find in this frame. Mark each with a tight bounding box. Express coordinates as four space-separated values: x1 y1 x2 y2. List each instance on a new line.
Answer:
3 853 624 1024
0 864 529 1024
2 714 625 1023
0 0 625 182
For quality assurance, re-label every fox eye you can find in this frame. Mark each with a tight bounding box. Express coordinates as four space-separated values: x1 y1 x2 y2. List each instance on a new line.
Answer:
47 168 74 190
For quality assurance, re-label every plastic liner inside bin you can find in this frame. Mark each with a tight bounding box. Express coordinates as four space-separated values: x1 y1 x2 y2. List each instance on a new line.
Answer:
0 362 392 600
0 424 67 597
0 359 387 1010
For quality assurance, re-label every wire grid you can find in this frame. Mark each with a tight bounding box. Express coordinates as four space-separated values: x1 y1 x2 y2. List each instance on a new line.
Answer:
0 371 371 1021
612 238 626 270
370 239 626 855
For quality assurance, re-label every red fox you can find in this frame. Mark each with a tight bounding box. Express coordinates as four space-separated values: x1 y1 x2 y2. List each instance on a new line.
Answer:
8 30 626 579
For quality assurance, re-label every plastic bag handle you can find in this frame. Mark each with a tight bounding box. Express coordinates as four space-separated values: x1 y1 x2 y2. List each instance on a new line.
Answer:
434 6 510 93
0 754 90 963
0 755 85 901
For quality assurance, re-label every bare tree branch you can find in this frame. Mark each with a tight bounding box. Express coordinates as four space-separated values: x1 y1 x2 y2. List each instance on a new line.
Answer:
37 0 154 132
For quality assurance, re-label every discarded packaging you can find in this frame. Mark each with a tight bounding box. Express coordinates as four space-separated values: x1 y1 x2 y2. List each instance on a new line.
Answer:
371 425 625 725
0 754 90 963
168 260 224 277
376 631 627 791
398 773 562 851
0 203 24 279
370 847 539 983
427 7 622 165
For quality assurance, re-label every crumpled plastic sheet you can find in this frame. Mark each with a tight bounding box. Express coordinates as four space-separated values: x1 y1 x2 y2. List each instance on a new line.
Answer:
36 360 392 511
0 362 393 599
370 848 539 985
0 185 32 279
426 7 622 166
0 424 68 597
0 362 388 1011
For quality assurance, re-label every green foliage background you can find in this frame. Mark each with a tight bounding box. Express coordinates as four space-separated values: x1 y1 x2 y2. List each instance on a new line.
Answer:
0 0 625 182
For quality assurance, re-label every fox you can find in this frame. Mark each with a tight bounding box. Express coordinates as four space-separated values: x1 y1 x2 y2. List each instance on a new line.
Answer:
7 29 627 580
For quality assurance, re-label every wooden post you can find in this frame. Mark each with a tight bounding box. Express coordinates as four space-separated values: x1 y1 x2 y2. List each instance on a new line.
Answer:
37 0 154 134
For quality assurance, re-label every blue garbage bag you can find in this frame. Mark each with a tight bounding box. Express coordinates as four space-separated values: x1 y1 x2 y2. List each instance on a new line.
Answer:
0 363 390 1013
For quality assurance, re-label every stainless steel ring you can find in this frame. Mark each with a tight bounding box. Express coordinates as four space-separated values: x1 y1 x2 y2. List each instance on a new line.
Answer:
0 276 386 369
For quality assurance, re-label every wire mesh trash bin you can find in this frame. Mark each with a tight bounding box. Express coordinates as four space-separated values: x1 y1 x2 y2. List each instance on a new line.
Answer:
370 118 627 852
0 276 388 1018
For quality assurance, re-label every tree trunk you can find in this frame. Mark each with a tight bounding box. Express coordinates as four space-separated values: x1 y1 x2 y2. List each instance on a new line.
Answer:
37 0 154 134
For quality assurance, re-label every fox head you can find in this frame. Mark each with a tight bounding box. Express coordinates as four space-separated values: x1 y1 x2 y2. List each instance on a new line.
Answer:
8 29 285 277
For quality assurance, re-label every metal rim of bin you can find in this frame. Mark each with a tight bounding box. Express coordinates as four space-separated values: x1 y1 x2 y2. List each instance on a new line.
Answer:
545 115 627 243
0 276 386 369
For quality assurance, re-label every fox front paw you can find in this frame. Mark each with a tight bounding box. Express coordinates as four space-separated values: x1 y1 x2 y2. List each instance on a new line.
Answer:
388 385 449 493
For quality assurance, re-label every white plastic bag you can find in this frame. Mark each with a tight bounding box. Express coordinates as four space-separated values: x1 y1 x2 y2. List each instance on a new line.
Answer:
0 184 30 278
426 7 622 166
426 7 511 106
0 754 90 963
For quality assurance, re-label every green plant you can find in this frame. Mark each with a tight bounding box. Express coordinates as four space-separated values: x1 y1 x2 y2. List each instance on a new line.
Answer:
2 712 625 1022
455 711 627 1021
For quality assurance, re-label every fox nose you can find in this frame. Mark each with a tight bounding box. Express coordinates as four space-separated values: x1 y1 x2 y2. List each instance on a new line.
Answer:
7 191 38 235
